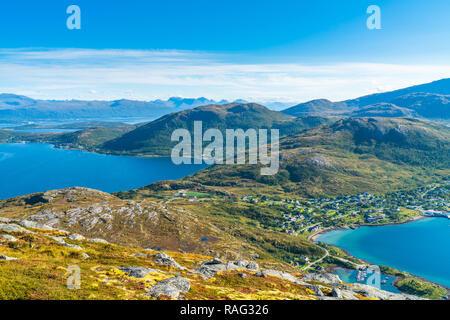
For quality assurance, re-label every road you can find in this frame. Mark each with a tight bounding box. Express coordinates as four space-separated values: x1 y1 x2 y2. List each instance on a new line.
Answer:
301 247 329 271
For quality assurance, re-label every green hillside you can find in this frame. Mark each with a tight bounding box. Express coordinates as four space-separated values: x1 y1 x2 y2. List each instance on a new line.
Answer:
100 103 334 156
188 117 450 197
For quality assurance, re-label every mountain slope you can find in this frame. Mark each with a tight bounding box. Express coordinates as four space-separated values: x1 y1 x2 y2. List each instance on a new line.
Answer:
101 103 295 155
389 93 450 119
349 103 417 118
282 78 450 120
283 99 351 117
0 210 425 300
188 117 450 197
0 187 324 262
345 78 450 108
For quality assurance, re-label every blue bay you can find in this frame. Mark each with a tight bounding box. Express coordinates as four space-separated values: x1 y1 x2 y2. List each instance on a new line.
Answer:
0 143 207 200
318 218 450 288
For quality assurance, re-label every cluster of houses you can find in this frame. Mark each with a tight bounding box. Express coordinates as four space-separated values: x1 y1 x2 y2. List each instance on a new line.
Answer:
241 182 450 236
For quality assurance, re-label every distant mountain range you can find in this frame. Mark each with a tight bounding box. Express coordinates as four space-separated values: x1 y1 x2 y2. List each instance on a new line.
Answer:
0 95 238 121
283 78 450 120
2 78 449 122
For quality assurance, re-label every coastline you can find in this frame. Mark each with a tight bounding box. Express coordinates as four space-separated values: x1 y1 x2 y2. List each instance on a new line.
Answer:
308 215 427 242
310 216 450 293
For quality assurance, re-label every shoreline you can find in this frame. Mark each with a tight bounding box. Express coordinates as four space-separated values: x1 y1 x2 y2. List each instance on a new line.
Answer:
308 215 427 242
310 216 450 293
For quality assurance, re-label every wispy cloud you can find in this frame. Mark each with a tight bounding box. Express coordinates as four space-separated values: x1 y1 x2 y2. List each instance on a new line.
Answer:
0 48 449 104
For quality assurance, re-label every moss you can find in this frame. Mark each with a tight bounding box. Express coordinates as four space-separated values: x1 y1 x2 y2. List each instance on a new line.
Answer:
396 277 447 300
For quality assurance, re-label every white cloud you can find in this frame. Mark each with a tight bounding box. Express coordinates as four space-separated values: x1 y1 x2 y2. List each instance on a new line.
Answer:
0 48 449 104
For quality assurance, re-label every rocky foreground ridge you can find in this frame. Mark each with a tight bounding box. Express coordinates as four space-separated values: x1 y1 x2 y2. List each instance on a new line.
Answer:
0 195 423 300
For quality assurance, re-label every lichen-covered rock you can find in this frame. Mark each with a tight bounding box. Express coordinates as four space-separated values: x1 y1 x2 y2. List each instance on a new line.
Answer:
0 255 18 261
19 220 53 230
153 252 183 269
307 285 324 297
246 261 259 271
344 283 425 300
2 234 18 242
196 259 260 279
331 287 343 299
46 235 66 244
132 253 148 258
302 272 342 286
64 243 83 250
234 259 250 268
118 266 159 278
147 276 190 299
68 233 85 241
0 224 34 234
88 238 109 244
262 270 307 285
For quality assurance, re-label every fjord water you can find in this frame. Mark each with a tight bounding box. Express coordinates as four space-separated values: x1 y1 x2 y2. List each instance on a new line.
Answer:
318 218 450 288
333 267 401 293
0 143 207 200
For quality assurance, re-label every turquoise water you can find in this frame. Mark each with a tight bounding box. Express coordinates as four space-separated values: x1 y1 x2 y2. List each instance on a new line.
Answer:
333 267 401 293
0 143 207 200
318 218 450 288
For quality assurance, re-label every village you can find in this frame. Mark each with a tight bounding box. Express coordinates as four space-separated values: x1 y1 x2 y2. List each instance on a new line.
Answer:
241 182 450 238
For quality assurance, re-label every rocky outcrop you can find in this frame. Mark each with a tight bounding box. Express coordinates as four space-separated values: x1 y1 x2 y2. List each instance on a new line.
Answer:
307 285 324 297
64 243 83 250
118 266 159 278
147 276 190 299
302 272 342 286
0 224 34 234
195 259 260 279
88 238 109 244
68 233 85 241
153 252 184 269
2 234 18 242
19 220 54 230
341 283 425 300
261 270 307 285
0 255 18 261
331 287 343 298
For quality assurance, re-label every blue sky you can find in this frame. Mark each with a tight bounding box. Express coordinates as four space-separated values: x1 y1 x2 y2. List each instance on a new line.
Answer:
0 0 449 103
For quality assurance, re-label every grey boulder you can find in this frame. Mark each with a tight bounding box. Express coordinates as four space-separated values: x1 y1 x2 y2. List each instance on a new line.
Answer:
0 224 34 234
88 238 109 244
2 234 18 242
20 220 53 230
153 252 184 269
302 272 342 286
147 276 190 299
68 233 85 241
118 266 158 278
0 255 18 261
